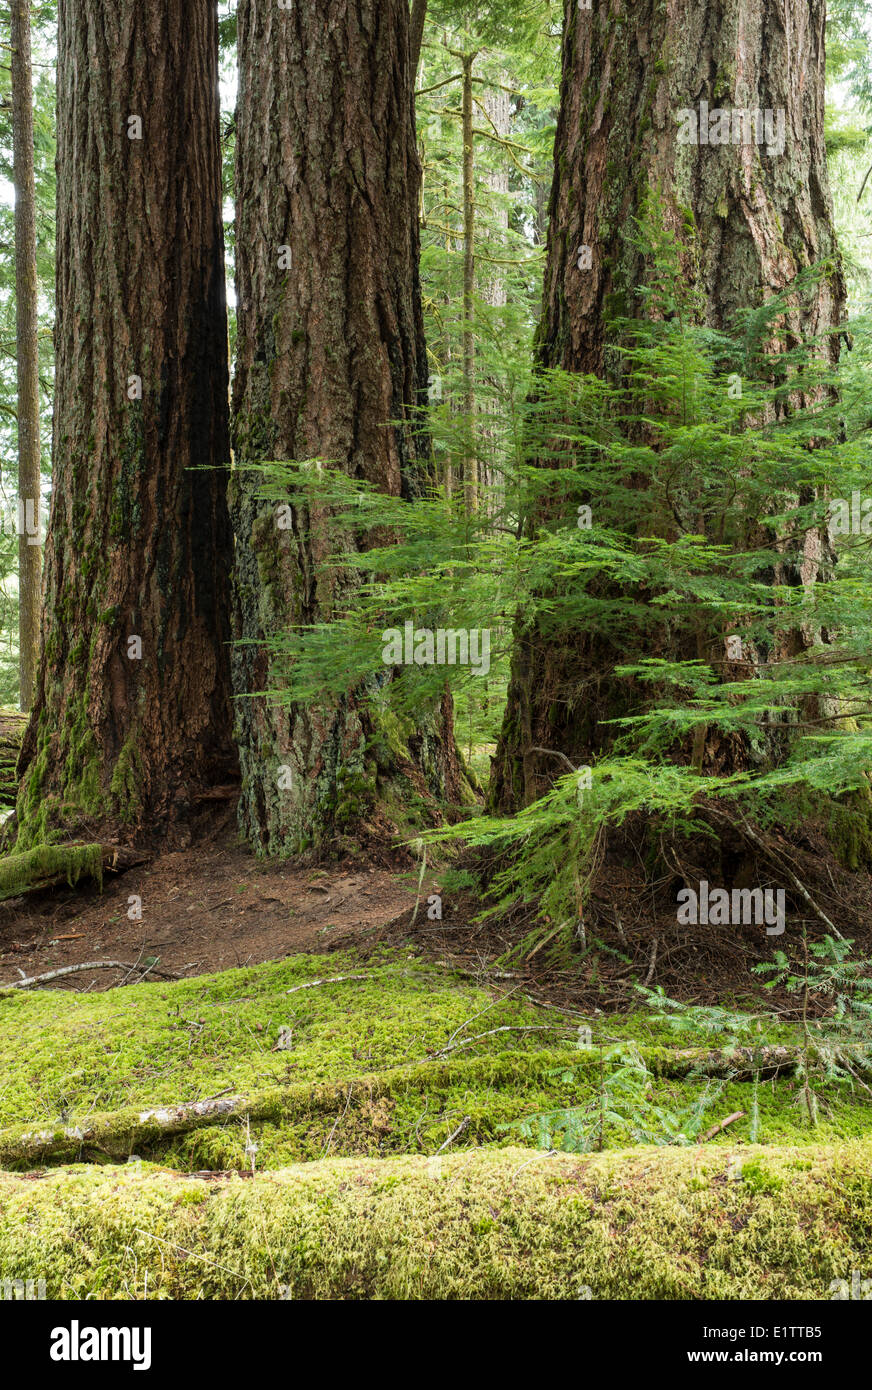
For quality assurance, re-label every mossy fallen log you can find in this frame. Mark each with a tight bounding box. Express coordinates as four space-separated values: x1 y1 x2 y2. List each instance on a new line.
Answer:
2 951 869 1170
1 1042 866 1169
1 1141 871 1299
0 842 147 902
0 1052 581 1165
0 842 104 901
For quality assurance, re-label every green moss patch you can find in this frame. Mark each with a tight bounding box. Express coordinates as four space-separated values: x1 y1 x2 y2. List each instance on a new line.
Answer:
1 949 872 1170
1 1141 871 1299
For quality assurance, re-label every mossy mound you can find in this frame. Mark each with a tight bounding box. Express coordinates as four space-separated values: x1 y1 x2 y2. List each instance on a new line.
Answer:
1 1141 871 1299
2 948 872 1170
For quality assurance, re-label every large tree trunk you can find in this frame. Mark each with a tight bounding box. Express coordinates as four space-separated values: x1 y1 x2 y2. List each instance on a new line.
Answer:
491 0 845 812
232 0 465 857
13 0 237 850
10 0 41 714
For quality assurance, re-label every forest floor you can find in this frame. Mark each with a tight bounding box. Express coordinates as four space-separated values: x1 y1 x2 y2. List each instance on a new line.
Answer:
2 817 871 1014
3 819 872 1298
0 831 428 991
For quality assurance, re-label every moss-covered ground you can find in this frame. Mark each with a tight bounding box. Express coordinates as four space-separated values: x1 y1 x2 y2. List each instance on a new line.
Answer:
2 1142 872 1299
2 947 872 1296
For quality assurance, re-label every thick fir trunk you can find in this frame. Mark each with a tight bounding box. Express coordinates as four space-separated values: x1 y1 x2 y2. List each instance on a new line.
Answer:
11 0 41 713
14 0 237 849
232 0 465 856
491 0 845 812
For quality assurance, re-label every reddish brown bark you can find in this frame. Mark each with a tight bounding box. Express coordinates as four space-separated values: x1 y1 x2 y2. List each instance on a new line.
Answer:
232 0 464 855
10 0 41 714
491 0 845 812
15 0 237 849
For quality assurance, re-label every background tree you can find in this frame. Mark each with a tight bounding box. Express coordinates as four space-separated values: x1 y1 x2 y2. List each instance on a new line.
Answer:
10 0 40 713
416 1 558 511
0 1 55 712
13 0 237 850
411 0 428 76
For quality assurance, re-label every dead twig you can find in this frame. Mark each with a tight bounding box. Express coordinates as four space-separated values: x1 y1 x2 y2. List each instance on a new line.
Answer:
708 807 845 940
0 959 179 992
701 1110 746 1143
643 935 659 987
285 973 370 995
511 1149 559 1182
528 746 578 775
429 1023 572 1060
321 1083 353 1158
434 1116 470 1154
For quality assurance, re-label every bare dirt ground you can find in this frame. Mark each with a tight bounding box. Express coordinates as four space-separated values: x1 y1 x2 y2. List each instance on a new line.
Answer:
2 809 871 1022
0 829 431 991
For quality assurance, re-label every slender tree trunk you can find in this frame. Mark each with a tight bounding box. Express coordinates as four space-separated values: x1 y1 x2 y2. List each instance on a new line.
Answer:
461 52 477 516
481 81 510 312
232 0 465 857
410 0 428 79
444 175 455 501
14 0 237 850
480 77 511 515
10 0 40 714
491 0 844 812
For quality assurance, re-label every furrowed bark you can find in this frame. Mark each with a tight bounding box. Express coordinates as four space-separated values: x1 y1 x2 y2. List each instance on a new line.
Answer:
11 0 41 715
231 0 466 857
491 0 845 812
12 0 237 850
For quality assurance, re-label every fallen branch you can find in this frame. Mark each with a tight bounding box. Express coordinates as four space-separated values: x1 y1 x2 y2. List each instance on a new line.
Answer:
285 973 370 995
0 959 179 993
434 1116 470 1154
701 1111 746 1143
